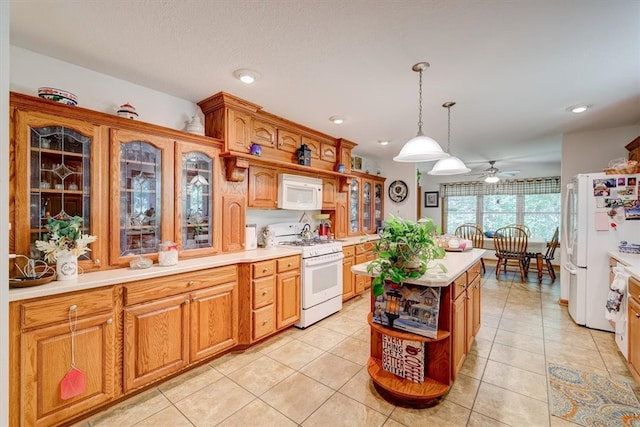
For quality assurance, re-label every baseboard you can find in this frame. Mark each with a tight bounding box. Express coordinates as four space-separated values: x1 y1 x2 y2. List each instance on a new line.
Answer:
558 299 568 306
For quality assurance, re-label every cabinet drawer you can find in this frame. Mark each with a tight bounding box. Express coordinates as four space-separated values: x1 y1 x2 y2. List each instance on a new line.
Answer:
355 241 374 255
253 276 276 309
21 287 114 329
277 255 300 273
343 245 355 257
467 261 482 282
253 305 276 341
124 265 237 306
253 260 276 279
452 274 467 300
629 277 640 303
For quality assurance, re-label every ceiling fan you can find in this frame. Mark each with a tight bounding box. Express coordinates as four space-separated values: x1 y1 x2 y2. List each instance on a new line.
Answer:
474 161 520 183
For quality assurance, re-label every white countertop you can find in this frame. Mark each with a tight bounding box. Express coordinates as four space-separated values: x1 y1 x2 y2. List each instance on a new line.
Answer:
351 248 486 287
608 250 640 279
9 234 381 302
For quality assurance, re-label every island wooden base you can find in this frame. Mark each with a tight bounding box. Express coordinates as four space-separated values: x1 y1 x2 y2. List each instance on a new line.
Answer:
367 358 450 407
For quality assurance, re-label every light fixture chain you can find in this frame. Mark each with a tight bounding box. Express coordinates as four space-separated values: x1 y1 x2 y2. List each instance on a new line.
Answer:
417 69 423 135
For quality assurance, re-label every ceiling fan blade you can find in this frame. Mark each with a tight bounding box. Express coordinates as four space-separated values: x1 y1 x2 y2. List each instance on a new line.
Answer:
498 170 520 177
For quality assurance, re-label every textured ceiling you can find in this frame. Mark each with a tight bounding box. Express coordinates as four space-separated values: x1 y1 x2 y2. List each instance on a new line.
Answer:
9 0 640 179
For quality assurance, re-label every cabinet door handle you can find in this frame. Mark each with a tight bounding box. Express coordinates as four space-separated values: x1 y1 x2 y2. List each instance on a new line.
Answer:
184 299 190 305
262 290 268 296
94 258 101 265
106 318 113 325
188 280 196 286
263 268 269 272
288 263 292 267
69 304 77 311
263 319 269 325
636 312 640 318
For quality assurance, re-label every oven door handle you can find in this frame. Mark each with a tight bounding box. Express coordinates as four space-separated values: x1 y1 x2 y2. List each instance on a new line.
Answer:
304 253 344 267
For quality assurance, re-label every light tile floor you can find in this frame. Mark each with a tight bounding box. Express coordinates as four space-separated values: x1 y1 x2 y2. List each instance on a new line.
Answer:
77 265 639 426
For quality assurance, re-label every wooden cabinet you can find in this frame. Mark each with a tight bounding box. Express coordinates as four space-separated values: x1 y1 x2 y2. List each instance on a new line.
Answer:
221 194 246 252
250 117 277 149
322 177 338 209
227 108 251 153
365 259 483 404
628 276 640 382
122 266 238 392
239 255 301 344
342 245 356 301
355 242 374 292
11 108 107 272
277 128 301 154
10 287 116 427
333 192 348 239
110 129 175 266
248 165 278 208
276 256 301 329
345 173 385 236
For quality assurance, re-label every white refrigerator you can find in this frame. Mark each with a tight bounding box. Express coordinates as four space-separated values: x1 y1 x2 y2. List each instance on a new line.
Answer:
563 172 640 332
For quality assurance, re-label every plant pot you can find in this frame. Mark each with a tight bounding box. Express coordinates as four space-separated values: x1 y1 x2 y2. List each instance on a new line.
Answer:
56 254 78 281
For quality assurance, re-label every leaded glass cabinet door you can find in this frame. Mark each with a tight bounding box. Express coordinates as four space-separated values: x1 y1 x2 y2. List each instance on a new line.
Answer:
13 110 105 272
175 141 220 257
362 180 372 233
348 178 360 235
374 181 384 232
110 129 174 266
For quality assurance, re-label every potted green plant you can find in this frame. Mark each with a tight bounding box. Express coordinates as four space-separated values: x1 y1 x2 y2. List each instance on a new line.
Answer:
367 216 446 297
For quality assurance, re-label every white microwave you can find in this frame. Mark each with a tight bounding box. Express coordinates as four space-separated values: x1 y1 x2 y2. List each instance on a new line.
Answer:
277 173 323 210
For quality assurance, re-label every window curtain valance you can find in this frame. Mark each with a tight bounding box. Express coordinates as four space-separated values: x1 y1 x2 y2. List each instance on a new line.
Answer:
440 176 561 197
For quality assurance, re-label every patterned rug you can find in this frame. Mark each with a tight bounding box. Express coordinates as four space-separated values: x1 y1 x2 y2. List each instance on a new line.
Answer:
549 363 640 426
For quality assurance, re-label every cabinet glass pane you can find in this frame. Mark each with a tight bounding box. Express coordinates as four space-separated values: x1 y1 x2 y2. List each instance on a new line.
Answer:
374 183 383 230
182 151 213 249
349 179 360 233
29 126 91 260
363 181 372 230
120 141 162 256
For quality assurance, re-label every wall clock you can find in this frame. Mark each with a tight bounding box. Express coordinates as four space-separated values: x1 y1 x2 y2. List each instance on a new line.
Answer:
388 180 408 203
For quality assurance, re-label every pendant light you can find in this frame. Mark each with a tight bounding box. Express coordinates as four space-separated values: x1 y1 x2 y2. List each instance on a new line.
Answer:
428 102 471 175
393 62 449 162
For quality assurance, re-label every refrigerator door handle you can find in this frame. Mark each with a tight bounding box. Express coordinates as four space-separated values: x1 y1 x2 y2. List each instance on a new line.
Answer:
563 262 578 275
564 182 574 255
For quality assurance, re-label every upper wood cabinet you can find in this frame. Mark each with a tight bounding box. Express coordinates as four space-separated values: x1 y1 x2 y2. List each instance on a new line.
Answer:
109 129 175 267
248 165 278 208
250 117 277 148
277 128 301 154
322 177 338 209
11 109 107 272
344 173 385 236
175 142 221 257
227 109 251 153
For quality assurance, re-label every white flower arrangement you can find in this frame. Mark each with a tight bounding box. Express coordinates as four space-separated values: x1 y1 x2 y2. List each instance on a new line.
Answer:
35 216 97 263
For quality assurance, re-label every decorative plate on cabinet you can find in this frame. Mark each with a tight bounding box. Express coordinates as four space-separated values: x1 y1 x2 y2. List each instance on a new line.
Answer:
388 180 408 203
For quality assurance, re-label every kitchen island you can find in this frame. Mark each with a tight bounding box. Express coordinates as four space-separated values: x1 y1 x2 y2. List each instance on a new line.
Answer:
352 248 486 406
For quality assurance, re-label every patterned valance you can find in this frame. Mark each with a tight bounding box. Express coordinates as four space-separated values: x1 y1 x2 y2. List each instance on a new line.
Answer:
440 176 561 197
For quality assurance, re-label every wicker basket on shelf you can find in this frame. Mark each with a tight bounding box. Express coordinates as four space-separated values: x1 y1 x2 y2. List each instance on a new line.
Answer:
604 160 639 175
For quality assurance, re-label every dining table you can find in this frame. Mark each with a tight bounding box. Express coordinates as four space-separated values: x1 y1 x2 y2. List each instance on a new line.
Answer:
481 237 549 282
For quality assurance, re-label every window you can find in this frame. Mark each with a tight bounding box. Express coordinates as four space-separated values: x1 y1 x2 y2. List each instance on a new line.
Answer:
441 177 560 240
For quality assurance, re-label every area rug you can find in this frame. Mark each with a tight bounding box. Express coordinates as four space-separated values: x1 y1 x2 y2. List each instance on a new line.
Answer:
548 363 640 426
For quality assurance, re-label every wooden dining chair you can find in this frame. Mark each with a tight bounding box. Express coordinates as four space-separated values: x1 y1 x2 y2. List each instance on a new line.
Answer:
525 226 559 282
493 225 529 281
508 223 531 237
454 223 486 274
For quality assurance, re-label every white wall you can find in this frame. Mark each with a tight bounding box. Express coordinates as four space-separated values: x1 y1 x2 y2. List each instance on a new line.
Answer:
378 157 417 221
1 3 10 424
559 125 640 300
419 174 443 227
10 47 201 130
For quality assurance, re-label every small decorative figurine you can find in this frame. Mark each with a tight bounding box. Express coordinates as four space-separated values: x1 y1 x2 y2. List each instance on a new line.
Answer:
250 143 262 156
296 144 311 166
185 116 205 135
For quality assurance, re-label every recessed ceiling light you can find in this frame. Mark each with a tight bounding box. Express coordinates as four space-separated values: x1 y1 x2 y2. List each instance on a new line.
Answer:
378 140 390 146
567 104 590 113
233 69 260 84
329 116 345 124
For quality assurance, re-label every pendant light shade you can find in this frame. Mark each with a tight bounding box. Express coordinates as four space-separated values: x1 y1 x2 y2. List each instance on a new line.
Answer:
484 175 500 184
394 62 449 163
428 101 470 175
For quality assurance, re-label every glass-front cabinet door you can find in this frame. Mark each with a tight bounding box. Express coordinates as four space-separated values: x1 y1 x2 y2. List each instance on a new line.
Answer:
374 181 384 232
348 178 360 235
13 110 105 271
176 141 220 256
362 180 372 233
110 129 174 266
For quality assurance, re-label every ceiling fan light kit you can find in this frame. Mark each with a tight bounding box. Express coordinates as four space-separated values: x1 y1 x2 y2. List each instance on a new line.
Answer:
394 62 449 163
428 101 471 175
484 175 500 183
